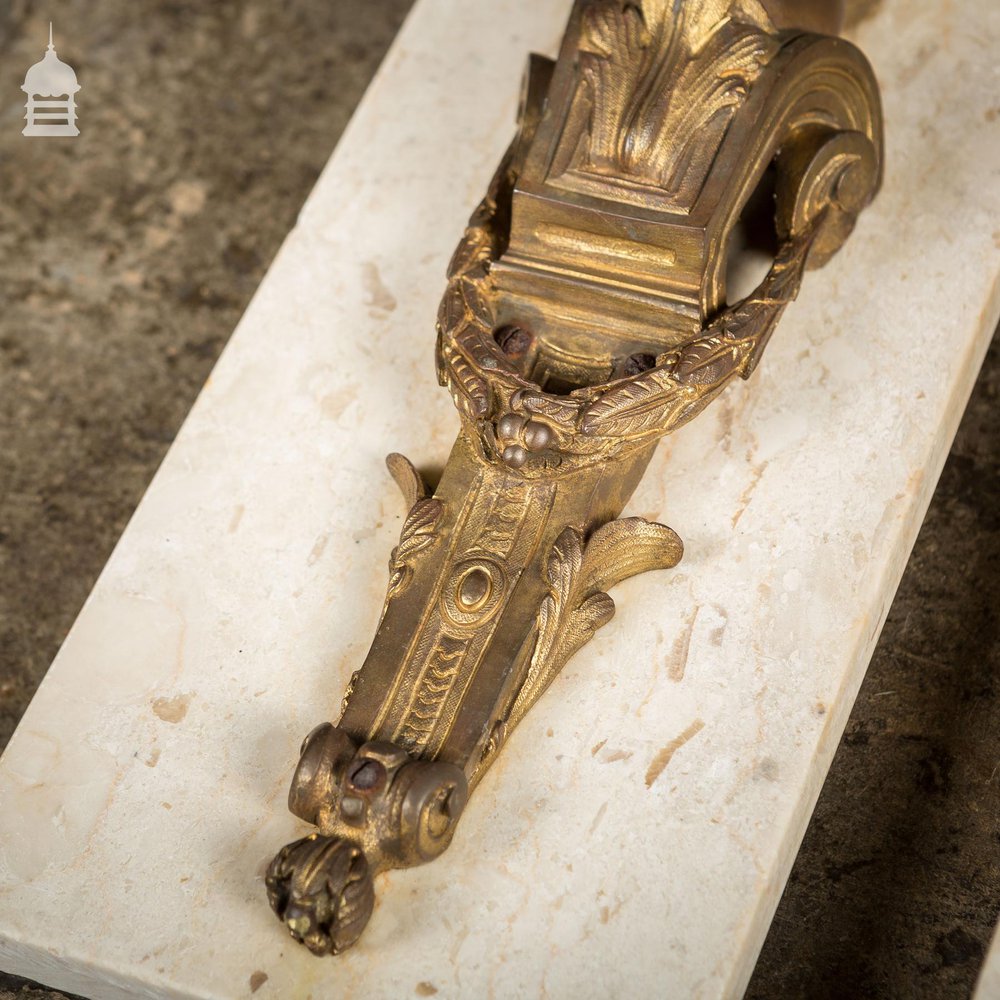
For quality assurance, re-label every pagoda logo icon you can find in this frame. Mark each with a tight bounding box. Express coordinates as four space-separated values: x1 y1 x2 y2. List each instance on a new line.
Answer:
21 24 80 137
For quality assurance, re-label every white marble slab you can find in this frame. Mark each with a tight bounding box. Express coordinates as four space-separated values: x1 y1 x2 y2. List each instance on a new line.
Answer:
1 0 998 997
976 922 1000 999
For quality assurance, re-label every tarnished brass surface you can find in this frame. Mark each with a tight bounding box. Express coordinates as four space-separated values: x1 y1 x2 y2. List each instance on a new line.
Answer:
266 0 883 955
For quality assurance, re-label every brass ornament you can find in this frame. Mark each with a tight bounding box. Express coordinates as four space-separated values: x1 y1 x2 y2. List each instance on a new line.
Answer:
265 0 883 955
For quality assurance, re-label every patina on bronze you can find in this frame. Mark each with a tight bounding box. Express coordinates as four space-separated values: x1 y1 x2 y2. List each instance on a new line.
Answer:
266 0 883 955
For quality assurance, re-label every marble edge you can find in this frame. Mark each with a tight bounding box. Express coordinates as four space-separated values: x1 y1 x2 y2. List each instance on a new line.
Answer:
729 271 1000 999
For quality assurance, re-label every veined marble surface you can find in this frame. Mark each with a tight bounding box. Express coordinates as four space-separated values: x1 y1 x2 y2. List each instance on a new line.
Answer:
1 0 998 997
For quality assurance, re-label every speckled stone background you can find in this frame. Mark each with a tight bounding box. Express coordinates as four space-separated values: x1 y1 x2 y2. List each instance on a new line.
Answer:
0 2 996 998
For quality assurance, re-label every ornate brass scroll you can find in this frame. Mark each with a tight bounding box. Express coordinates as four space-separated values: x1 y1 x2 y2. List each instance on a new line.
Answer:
266 0 883 955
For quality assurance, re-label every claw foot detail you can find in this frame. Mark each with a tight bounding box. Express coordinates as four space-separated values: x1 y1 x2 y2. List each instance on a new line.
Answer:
266 834 375 956
266 725 469 955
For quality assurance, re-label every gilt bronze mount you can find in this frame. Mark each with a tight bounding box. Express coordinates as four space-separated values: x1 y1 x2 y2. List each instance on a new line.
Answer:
266 0 883 955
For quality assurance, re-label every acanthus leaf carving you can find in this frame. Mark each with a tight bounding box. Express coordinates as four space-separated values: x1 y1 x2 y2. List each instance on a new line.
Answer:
582 516 684 594
386 452 430 509
385 496 443 606
503 515 682 737
554 0 780 207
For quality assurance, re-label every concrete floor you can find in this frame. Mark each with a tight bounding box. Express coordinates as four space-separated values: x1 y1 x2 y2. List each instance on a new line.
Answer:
0 2 996 997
